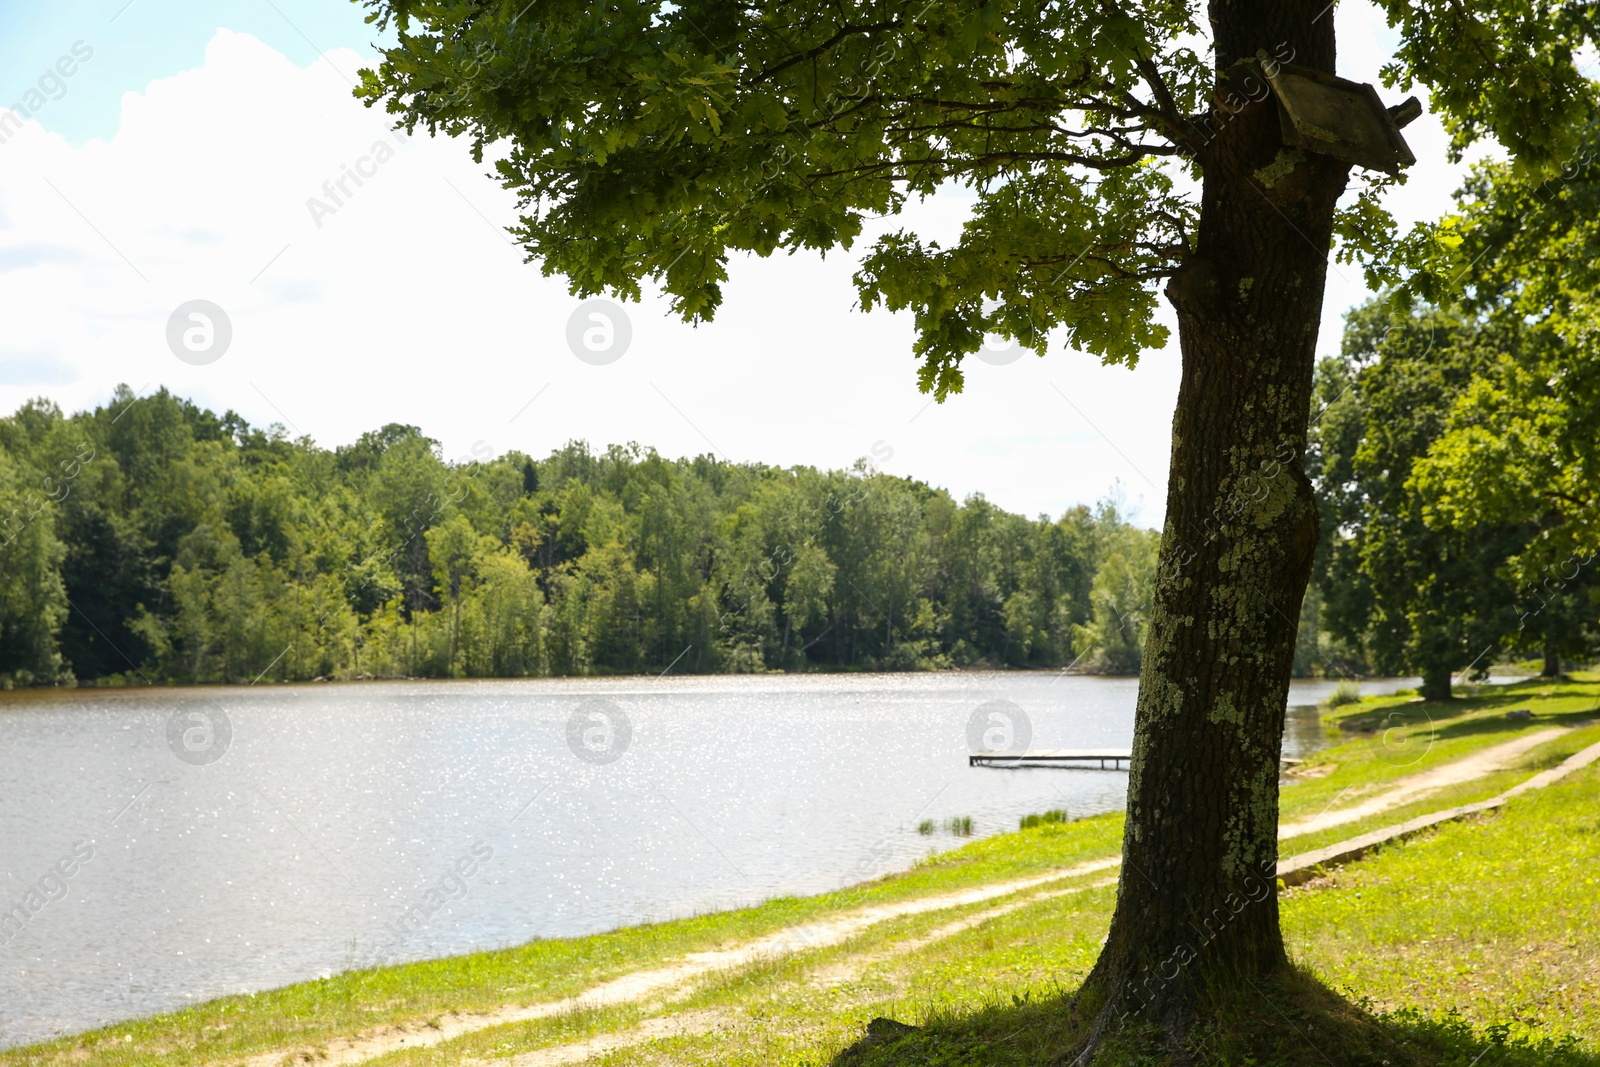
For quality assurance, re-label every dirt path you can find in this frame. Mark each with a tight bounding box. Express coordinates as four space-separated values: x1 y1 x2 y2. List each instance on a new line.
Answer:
808 875 1120 990
494 874 1124 1067
1277 726 1568 839
232 728 1586 1067
491 734 1600 1066
239 858 1119 1067
481 1011 729 1067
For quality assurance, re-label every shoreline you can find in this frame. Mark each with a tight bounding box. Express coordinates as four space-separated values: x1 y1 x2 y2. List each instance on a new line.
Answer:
0 667 1439 698
4 676 1596 1056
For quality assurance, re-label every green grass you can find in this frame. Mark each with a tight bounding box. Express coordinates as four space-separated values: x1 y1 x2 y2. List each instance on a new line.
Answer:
1283 761 1600 1050
4 675 1597 1067
1018 809 1071 830
1323 678 1364 708
516 763 1600 1066
1281 718 1600 857
1279 673 1600 831
705 765 1600 1066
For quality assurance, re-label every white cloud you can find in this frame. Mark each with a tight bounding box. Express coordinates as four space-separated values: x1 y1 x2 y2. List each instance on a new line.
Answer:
0 12 1469 525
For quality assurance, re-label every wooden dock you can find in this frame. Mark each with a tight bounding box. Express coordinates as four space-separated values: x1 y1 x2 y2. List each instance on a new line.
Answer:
969 748 1132 769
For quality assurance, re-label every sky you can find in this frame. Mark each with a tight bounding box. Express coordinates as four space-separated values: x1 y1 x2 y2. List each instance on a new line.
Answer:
0 1 1476 526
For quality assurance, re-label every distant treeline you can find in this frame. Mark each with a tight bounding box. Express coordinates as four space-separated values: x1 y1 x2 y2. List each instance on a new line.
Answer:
0 387 1161 686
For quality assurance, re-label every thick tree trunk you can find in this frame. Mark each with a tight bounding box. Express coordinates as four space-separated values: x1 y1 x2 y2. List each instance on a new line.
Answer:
1420 664 1454 703
1080 1 1351 1040
1542 644 1561 677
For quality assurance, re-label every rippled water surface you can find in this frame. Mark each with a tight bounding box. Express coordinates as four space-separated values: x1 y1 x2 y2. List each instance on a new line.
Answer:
0 672 1418 1046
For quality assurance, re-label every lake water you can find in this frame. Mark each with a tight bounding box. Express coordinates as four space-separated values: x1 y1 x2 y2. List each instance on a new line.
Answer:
0 672 1417 1047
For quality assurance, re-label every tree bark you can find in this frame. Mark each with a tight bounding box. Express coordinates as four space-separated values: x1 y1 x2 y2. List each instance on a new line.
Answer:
1420 664 1454 703
1542 644 1561 677
1080 0 1351 1040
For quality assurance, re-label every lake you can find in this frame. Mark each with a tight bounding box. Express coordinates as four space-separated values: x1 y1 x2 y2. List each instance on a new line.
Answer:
0 672 1417 1047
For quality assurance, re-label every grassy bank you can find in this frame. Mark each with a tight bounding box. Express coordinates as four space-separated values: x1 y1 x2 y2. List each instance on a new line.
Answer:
1278 673 1600 854
4 676 1597 1067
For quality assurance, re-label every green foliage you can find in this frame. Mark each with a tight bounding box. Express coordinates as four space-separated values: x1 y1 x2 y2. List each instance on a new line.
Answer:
1307 301 1532 692
352 0 1203 400
1323 679 1362 708
1070 513 1160 674
0 434 68 686
1318 133 1600 681
1395 148 1600 669
1371 1 1600 168
353 0 1600 401
0 388 1155 684
1408 334 1600 667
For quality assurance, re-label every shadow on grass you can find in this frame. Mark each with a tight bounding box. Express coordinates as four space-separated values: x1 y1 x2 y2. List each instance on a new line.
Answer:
1430 706 1599 743
829 967 1600 1067
1332 680 1599 740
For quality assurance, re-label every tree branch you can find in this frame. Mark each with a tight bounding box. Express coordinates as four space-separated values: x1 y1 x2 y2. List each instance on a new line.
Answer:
747 18 904 85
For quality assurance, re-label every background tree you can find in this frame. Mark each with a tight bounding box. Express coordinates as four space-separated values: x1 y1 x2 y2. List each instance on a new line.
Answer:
1401 146 1600 674
1407 325 1600 675
354 0 1600 1049
0 438 68 687
1309 303 1526 700
426 514 488 671
1070 508 1160 673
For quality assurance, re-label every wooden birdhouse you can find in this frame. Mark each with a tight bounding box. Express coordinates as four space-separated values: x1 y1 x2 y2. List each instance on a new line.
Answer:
1256 51 1420 176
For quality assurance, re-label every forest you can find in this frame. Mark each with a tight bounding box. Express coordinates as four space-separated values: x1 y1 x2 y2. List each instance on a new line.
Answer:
3 285 1598 689
0 389 1163 686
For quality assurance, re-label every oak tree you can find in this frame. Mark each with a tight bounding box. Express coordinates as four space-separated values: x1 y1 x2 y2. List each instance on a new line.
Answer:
355 0 1600 1051
1311 302 1524 700
1407 145 1600 673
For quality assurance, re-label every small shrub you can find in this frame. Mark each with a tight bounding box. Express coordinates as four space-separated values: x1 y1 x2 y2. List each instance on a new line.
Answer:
1324 679 1363 707
945 816 974 837
916 819 936 835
